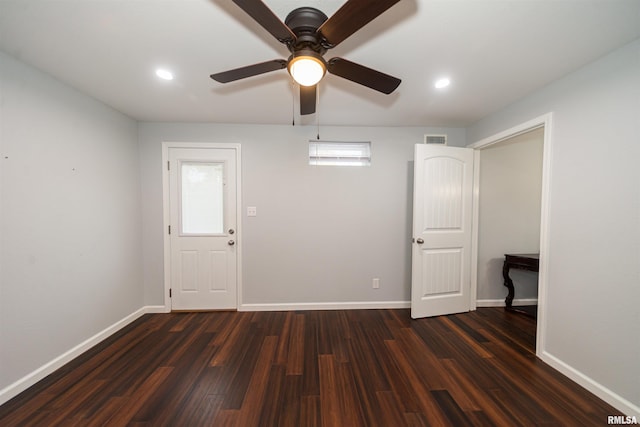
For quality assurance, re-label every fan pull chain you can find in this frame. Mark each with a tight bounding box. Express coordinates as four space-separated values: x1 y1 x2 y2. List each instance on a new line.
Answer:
291 79 296 126
316 82 321 139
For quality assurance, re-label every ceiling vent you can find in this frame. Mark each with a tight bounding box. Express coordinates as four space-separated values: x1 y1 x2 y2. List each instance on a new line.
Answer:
424 134 447 145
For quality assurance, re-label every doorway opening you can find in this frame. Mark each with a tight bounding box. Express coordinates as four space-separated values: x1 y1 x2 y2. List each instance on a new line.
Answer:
469 113 552 356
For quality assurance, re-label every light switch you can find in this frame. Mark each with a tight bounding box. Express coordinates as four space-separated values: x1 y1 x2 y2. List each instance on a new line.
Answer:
247 206 257 217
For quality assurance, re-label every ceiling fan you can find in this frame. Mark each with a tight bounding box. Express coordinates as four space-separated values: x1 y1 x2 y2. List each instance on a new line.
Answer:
210 0 402 115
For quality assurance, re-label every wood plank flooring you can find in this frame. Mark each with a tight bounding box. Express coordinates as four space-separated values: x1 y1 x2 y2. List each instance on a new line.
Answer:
0 308 622 426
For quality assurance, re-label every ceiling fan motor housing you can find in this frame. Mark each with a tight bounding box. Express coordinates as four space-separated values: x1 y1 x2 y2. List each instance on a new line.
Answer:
284 7 329 54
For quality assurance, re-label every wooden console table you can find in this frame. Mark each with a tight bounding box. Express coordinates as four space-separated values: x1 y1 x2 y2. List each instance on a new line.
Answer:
502 253 539 317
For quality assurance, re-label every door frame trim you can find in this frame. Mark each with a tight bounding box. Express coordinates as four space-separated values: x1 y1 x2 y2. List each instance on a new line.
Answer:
468 112 553 357
161 142 242 312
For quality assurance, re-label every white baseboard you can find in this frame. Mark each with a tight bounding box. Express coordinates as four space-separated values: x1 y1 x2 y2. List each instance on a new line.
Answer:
0 305 159 406
144 304 170 313
540 350 640 418
239 300 411 312
476 298 538 307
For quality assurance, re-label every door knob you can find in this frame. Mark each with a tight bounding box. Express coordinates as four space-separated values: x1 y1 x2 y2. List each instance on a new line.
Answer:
416 238 424 244
228 240 235 246
228 229 235 235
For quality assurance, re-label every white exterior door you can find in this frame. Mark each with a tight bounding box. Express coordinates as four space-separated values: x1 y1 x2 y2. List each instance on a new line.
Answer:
411 145 475 318
168 147 238 310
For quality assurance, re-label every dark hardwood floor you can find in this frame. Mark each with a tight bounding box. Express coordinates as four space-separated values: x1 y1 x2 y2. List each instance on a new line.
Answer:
0 308 621 426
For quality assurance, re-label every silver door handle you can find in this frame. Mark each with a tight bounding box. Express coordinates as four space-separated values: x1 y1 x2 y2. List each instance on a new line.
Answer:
228 240 235 246
416 238 424 244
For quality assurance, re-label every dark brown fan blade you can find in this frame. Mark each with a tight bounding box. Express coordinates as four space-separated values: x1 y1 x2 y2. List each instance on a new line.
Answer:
317 0 400 47
300 85 317 115
232 0 296 43
210 59 287 83
327 57 400 94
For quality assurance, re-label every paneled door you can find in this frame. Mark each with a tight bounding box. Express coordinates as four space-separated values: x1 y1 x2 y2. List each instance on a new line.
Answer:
168 147 238 310
411 145 475 318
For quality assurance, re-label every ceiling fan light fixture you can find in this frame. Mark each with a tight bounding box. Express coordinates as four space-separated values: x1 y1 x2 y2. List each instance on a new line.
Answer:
288 51 326 86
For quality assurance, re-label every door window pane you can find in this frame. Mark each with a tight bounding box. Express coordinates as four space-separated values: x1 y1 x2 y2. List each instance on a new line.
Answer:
181 162 224 234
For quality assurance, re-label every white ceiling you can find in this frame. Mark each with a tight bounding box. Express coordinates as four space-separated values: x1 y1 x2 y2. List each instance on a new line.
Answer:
1 0 639 127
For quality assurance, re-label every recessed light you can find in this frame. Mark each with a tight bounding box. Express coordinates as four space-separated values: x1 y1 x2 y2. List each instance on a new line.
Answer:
156 69 174 80
434 78 450 89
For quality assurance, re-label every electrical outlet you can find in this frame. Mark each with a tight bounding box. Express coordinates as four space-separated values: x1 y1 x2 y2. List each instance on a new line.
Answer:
372 278 380 289
247 206 257 217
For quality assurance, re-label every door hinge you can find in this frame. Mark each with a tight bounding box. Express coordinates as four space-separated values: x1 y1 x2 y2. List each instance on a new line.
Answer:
168 225 171 235
167 160 170 171
169 288 172 298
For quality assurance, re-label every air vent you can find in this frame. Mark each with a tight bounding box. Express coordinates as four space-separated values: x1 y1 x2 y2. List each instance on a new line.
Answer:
424 134 447 145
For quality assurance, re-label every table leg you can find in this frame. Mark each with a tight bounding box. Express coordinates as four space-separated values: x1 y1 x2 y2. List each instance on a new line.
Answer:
502 261 515 308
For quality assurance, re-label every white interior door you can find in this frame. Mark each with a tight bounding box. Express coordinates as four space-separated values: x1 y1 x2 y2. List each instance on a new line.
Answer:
168 147 238 310
411 145 475 318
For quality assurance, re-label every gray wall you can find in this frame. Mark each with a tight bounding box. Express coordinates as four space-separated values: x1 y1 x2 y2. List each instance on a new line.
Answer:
0 52 143 390
467 39 640 413
138 124 466 307
477 128 543 302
